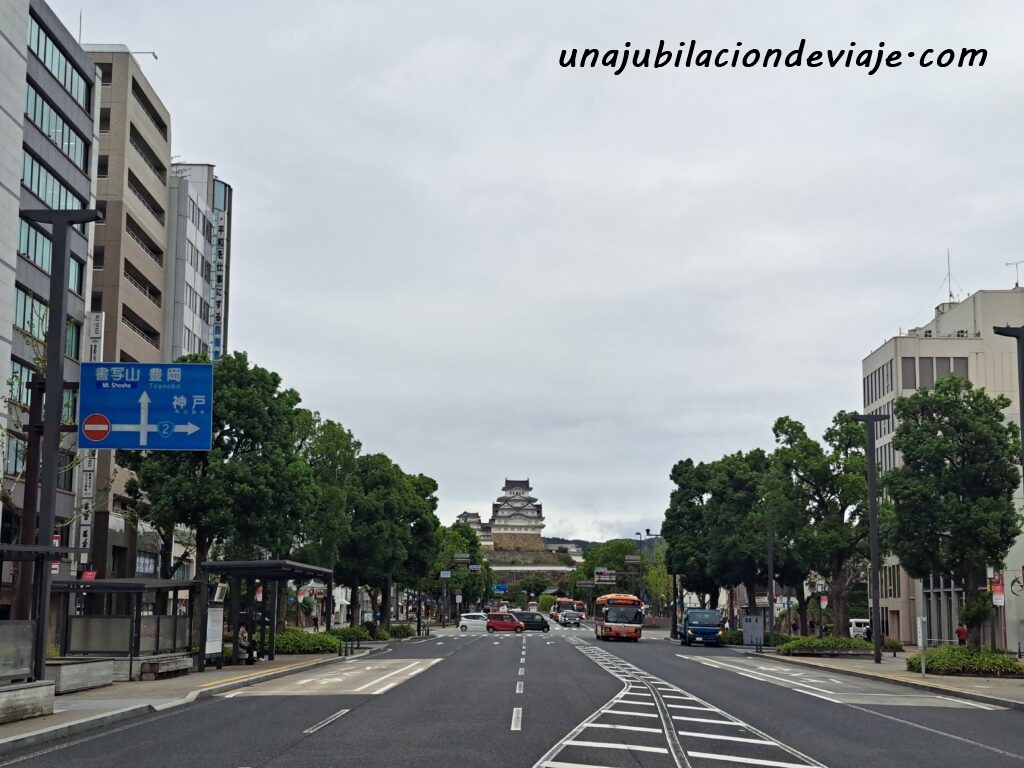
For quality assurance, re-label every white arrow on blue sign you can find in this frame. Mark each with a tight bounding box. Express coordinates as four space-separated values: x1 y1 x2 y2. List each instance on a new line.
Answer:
78 363 213 451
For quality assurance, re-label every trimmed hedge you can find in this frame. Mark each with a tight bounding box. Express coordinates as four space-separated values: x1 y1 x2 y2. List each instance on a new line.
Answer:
274 627 340 654
389 624 415 639
721 629 744 645
906 646 1024 676
778 636 872 655
330 625 372 643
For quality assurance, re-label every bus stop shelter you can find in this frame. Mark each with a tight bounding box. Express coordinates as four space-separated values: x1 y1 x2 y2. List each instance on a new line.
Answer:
197 560 333 672
50 577 199 681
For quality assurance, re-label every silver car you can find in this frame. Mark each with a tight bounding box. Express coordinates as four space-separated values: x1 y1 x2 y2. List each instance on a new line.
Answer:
458 612 488 632
560 610 581 627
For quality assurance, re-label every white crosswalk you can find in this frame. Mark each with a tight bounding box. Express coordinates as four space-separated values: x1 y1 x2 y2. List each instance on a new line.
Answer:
530 638 826 768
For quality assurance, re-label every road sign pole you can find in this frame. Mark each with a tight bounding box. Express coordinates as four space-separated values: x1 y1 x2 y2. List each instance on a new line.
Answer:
21 208 103 681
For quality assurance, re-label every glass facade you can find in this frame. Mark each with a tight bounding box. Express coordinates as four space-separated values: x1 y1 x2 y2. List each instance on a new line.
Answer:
27 15 89 110
22 151 84 212
15 287 47 340
25 83 88 171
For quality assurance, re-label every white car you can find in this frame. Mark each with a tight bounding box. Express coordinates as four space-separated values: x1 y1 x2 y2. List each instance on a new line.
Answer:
459 612 488 632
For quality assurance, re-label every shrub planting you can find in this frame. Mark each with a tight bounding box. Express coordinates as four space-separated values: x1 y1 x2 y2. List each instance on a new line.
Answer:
905 646 1023 676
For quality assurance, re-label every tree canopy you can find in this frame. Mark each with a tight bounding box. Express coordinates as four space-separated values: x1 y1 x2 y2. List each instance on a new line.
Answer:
885 376 1022 646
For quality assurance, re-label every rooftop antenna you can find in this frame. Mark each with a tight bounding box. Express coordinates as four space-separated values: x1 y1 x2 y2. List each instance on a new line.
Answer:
1008 260 1024 288
947 249 954 302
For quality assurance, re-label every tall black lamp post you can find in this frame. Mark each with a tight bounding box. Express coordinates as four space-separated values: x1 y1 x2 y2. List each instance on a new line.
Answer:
854 412 887 664
20 208 102 680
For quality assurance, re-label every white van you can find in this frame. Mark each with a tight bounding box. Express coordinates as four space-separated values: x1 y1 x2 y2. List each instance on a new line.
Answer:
458 612 488 632
849 618 870 639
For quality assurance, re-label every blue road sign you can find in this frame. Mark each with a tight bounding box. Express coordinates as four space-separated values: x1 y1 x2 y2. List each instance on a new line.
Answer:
494 583 508 593
78 362 213 451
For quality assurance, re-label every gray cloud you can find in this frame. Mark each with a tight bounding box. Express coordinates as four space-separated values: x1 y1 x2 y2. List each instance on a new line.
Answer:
52 0 1024 541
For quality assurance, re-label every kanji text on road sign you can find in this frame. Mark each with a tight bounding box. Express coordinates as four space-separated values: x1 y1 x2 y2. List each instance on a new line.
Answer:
78 363 213 451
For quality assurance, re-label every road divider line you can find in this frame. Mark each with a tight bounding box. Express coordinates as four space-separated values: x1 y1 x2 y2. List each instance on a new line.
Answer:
303 709 349 734
511 707 523 731
794 689 841 704
519 667 525 676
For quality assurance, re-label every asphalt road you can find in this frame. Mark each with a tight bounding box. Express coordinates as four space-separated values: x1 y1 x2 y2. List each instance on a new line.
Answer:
3 625 1023 768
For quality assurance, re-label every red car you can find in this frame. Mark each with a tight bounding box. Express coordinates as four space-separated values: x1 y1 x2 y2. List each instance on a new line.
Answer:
486 612 525 633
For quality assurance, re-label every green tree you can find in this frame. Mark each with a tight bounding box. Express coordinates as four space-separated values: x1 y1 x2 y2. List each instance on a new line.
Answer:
885 376 1022 649
664 459 720 606
771 412 870 636
335 455 439 627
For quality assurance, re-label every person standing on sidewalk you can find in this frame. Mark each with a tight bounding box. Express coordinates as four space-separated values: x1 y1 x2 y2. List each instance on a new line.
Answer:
955 622 968 645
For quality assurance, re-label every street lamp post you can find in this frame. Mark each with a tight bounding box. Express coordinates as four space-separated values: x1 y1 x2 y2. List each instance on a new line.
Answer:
854 412 887 664
635 531 644 605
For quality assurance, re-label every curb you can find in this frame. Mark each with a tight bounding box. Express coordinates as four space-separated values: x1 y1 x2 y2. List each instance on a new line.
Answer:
0 650 379 758
764 653 1024 712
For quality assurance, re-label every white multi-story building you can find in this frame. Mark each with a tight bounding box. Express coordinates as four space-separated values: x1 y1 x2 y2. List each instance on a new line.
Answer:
862 288 1024 648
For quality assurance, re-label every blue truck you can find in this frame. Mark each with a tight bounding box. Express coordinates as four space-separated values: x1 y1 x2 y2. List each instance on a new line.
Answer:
680 609 725 646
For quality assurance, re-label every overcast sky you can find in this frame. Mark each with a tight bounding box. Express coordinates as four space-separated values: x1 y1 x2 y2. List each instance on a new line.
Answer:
48 1 1024 541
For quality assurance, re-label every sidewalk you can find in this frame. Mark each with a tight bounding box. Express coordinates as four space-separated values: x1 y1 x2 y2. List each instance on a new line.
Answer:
740 647 1024 711
0 648 374 757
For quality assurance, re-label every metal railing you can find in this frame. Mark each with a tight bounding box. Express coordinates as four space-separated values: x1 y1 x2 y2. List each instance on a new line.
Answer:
125 225 163 266
130 136 167 183
121 315 159 348
127 178 165 225
123 270 161 307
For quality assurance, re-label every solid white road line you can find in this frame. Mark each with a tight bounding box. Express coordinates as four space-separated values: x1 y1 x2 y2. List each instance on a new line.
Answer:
511 707 523 731
676 730 773 745
794 689 841 704
352 661 421 692
600 709 658 718
687 751 809 768
302 709 350 734
542 762 621 768
672 715 744 725
585 723 662 734
565 740 668 754
666 704 715 711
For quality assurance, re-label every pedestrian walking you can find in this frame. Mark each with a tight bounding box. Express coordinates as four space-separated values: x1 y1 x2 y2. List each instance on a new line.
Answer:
312 613 319 632
864 623 872 643
955 622 968 645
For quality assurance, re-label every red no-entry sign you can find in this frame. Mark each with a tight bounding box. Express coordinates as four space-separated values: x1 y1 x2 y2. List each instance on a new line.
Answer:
82 413 111 441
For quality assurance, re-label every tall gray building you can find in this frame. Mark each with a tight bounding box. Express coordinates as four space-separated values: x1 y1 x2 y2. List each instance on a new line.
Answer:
0 0 98 616
166 163 231 362
82 44 170 580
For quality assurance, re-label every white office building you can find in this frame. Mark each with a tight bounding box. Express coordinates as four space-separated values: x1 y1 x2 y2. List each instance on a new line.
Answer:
862 288 1024 649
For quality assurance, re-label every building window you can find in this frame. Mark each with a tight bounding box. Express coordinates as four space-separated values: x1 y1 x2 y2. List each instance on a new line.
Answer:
27 15 89 110
919 358 934 389
68 256 83 295
22 151 85 215
936 357 951 380
901 357 916 390
9 359 32 407
136 551 157 575
24 82 88 171
15 287 48 340
17 219 52 273
953 357 968 379
4 435 27 476
61 388 77 423
57 452 75 491
64 319 81 360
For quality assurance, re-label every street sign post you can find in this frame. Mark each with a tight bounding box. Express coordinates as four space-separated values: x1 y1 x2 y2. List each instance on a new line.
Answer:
78 363 214 451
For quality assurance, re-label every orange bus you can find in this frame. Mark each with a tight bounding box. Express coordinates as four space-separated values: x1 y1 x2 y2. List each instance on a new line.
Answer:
594 593 643 642
552 596 587 621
